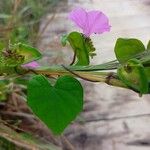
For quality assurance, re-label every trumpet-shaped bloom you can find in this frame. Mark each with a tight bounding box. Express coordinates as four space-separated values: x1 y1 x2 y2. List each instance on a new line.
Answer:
69 8 111 37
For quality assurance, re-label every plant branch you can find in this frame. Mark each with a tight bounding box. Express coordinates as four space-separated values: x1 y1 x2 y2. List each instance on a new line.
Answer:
32 66 127 89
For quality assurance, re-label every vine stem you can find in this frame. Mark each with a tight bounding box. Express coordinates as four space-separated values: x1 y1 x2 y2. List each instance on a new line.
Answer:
31 67 128 89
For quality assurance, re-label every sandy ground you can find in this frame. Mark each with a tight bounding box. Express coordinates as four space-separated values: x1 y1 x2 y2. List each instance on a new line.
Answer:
38 0 150 149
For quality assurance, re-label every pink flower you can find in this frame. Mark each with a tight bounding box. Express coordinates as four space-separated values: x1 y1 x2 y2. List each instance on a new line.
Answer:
68 8 111 37
23 61 40 68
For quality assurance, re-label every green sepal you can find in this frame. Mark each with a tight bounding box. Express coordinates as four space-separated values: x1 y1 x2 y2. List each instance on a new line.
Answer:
117 58 149 94
84 37 96 57
115 38 145 63
13 43 42 64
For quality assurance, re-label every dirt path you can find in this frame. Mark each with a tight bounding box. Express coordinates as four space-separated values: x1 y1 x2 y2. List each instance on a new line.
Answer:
38 1 150 149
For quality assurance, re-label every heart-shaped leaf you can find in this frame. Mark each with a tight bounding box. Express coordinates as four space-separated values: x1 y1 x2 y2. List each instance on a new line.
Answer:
117 59 149 94
115 38 145 63
27 75 83 135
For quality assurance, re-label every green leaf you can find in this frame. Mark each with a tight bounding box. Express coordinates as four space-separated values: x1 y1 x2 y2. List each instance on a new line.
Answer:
14 43 42 64
27 75 83 135
67 32 96 66
147 40 150 50
115 38 145 63
117 59 149 94
144 67 150 82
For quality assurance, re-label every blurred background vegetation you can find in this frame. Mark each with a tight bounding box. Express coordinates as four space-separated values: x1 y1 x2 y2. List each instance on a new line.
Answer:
0 0 62 46
0 0 66 149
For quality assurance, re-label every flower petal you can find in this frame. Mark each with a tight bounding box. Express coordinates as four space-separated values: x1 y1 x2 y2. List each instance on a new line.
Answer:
68 7 88 31
69 8 111 37
23 61 40 68
87 11 111 35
